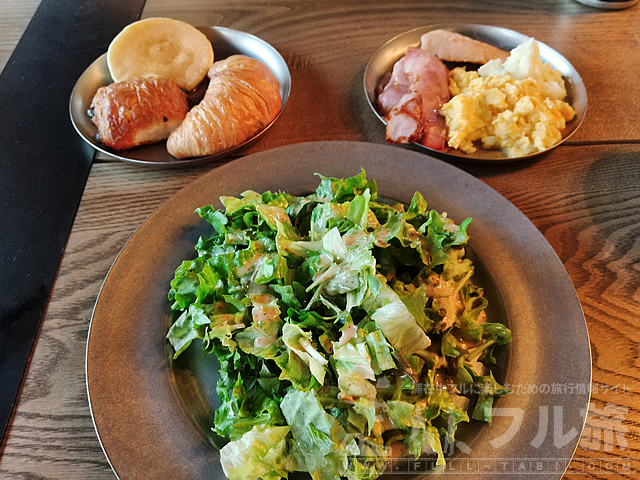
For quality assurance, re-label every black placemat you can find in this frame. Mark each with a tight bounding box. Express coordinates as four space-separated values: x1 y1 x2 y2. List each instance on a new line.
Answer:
0 0 146 443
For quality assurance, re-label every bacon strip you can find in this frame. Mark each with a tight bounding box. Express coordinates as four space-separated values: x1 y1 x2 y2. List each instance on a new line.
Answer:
379 47 450 151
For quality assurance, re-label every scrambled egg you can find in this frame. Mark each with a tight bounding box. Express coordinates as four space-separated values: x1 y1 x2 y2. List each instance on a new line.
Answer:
439 39 576 158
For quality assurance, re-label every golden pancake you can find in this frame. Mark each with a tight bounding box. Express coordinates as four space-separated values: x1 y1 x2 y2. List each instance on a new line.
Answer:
107 17 214 91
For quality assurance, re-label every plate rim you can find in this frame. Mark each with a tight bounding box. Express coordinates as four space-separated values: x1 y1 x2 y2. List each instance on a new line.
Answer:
85 140 592 479
363 23 588 163
69 25 292 167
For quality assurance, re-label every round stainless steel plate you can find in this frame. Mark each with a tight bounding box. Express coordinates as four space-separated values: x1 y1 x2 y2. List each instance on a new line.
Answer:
69 26 291 167
363 24 588 163
86 141 591 479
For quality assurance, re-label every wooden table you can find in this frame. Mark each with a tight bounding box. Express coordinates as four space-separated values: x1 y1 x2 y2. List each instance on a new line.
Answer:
1 0 639 478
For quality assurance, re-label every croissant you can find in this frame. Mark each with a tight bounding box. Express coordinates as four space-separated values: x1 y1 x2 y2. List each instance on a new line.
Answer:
167 55 282 158
90 76 189 150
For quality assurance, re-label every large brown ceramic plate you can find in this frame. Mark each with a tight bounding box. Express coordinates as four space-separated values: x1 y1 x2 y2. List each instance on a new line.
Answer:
86 141 591 479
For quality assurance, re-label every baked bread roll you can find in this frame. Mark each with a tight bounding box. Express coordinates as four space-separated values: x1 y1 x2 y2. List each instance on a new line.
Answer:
106 18 214 91
167 55 282 158
90 76 189 150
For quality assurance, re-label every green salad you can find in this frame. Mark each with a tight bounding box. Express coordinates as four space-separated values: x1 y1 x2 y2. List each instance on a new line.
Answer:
166 170 511 480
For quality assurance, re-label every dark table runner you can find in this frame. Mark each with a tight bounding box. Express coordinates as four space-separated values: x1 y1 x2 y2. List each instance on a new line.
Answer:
0 0 146 442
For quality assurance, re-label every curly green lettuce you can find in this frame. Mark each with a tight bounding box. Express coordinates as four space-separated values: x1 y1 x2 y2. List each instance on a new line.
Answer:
167 170 511 479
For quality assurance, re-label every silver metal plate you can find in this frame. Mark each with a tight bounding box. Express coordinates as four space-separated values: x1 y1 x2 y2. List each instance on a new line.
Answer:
69 26 291 167
363 24 588 163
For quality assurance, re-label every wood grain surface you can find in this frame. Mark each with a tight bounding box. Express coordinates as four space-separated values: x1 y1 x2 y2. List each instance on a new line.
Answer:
2 0 640 478
0 0 40 73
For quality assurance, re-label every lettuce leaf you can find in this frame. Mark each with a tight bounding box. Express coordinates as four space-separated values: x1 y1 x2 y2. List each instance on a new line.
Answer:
364 330 396 375
420 211 472 267
332 340 377 401
220 425 291 480
281 389 359 480
315 170 377 203
365 282 431 355
282 323 328 385
165 305 209 358
236 292 283 359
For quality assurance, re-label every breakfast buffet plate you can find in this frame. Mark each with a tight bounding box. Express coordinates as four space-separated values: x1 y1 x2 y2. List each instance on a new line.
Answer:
86 141 591 479
69 26 291 167
364 24 588 163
